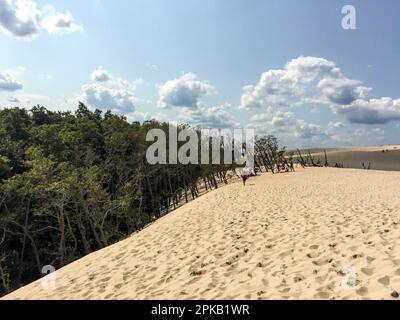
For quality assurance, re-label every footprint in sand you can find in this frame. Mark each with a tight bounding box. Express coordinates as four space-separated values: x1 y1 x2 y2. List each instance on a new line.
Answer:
393 259 400 266
114 283 124 289
378 276 390 286
366 256 376 263
356 286 368 296
361 267 374 276
293 276 305 283
99 276 111 283
315 274 328 284
279 287 290 294
314 291 330 299
190 270 204 276
279 250 293 258
307 252 320 259
312 258 333 266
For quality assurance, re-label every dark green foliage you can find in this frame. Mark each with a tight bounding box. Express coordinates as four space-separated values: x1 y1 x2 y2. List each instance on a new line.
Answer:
0 105 234 296
0 105 285 296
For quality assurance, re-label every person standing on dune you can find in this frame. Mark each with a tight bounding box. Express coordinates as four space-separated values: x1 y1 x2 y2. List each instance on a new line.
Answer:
235 168 252 186
242 175 248 186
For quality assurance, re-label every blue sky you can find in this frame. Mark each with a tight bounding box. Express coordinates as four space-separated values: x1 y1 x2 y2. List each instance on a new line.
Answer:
1 0 400 148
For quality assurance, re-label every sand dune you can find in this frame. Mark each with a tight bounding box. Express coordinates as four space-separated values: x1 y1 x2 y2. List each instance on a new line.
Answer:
3 167 400 300
302 146 400 171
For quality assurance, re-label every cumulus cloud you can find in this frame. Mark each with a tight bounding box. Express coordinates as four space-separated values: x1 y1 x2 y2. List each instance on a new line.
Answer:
81 83 137 112
334 97 400 124
0 70 23 91
294 119 326 139
240 56 370 110
156 72 232 127
0 0 41 39
90 66 112 82
125 111 152 123
247 109 388 147
0 0 82 40
241 56 400 125
156 72 233 127
80 68 142 113
250 111 328 141
41 6 82 35
158 72 215 109
178 104 234 128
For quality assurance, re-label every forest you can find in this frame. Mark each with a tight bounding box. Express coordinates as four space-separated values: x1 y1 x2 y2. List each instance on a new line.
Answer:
0 104 287 296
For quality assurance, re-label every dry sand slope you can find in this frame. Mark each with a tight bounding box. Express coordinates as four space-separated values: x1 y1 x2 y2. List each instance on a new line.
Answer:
4 168 400 300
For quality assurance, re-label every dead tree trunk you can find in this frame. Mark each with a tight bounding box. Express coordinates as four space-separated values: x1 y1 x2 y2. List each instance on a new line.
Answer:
296 149 306 167
324 150 329 167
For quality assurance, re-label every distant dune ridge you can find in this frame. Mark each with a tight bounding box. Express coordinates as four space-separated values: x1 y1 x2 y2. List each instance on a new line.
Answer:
3 167 400 300
298 145 400 171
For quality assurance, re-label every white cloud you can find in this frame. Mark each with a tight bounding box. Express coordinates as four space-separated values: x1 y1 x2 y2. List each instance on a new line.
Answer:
146 63 158 71
125 111 151 123
7 95 20 103
80 68 142 113
90 66 112 82
0 0 41 39
241 56 400 125
240 56 370 110
328 121 345 129
157 72 230 127
3 65 25 77
0 70 23 91
353 127 384 139
81 83 137 113
331 127 385 146
247 109 387 147
178 104 234 128
317 126 385 147
334 97 400 124
0 0 82 40
158 72 215 109
250 111 328 142
41 6 82 35
1 92 51 108
294 119 325 139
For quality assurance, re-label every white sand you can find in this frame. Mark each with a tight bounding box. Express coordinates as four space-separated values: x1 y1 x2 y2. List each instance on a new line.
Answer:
3 167 400 300
344 145 400 152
